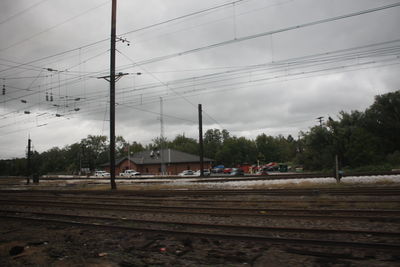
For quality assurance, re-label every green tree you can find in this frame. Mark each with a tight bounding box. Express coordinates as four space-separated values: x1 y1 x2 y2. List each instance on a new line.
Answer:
80 135 108 170
364 90 400 154
169 134 199 155
39 147 67 174
204 129 223 162
115 136 128 158
128 141 145 154
255 134 286 163
327 111 383 168
297 126 334 170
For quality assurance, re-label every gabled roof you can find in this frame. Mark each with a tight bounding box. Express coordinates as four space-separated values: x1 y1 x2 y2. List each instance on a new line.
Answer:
131 149 213 164
101 149 213 166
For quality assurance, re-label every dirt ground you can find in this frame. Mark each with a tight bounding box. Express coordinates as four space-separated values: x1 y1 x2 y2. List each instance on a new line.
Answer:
1 178 399 266
0 217 398 267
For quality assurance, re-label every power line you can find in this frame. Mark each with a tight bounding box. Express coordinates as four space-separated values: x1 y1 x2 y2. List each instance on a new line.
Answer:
3 39 398 123
2 0 398 81
129 2 400 67
118 102 197 124
116 49 227 130
0 0 110 53
0 0 249 75
1 59 399 137
2 38 398 110
1 35 399 130
0 0 49 26
119 0 247 37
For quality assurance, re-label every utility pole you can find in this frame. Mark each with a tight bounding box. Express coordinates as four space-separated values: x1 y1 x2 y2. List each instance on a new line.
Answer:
128 144 130 170
335 154 340 183
316 116 324 126
160 97 166 175
198 104 204 177
26 137 31 184
109 0 117 189
98 0 130 188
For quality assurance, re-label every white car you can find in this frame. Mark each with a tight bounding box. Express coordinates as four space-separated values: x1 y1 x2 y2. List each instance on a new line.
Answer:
120 169 141 177
94 171 110 177
178 170 195 176
194 169 211 176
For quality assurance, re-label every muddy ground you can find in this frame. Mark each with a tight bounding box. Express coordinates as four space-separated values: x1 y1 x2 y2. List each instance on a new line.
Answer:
1 216 398 266
0 178 399 266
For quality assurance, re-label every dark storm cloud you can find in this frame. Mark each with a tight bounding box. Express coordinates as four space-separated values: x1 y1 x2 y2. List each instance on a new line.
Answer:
0 0 399 158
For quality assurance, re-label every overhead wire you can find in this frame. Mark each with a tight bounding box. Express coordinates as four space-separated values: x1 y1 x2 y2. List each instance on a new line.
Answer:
2 58 399 137
3 40 398 133
0 0 252 75
0 0 111 53
3 38 399 110
0 0 49 26
3 37 396 121
116 49 227 130
119 0 248 37
122 2 400 67
3 1 398 78
0 1 400 136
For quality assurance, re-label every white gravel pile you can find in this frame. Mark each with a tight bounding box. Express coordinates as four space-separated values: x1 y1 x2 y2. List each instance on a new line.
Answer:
196 175 400 189
27 174 400 190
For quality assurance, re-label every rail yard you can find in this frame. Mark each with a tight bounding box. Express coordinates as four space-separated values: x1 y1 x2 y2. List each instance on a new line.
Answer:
0 174 399 266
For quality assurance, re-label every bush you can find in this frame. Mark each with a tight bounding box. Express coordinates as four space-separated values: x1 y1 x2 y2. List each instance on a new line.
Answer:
387 151 400 167
345 164 392 173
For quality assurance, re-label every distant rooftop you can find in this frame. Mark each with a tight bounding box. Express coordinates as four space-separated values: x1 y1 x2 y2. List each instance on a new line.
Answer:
102 148 213 166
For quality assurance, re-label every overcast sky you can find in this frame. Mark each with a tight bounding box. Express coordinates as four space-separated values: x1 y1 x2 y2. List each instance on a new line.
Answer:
0 0 399 159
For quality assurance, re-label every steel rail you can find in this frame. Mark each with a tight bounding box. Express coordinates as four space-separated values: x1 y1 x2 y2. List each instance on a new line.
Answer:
1 211 399 251
1 194 399 203
1 199 399 222
1 187 400 196
2 209 399 237
1 199 399 215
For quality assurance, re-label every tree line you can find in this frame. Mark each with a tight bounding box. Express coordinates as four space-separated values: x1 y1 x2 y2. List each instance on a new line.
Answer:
1 90 399 176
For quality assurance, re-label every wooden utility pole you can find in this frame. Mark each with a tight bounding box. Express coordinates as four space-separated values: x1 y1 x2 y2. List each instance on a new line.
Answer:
335 154 340 183
316 116 324 126
26 137 31 184
160 97 166 175
109 0 117 190
98 0 129 188
198 104 204 177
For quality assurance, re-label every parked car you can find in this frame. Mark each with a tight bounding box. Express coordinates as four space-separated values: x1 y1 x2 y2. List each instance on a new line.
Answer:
230 168 244 176
212 165 224 173
194 169 211 177
256 168 269 175
94 171 110 177
223 168 232 174
178 170 195 176
119 169 141 177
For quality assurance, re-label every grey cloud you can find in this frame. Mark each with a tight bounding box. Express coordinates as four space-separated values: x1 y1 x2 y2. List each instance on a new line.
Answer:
1 0 399 158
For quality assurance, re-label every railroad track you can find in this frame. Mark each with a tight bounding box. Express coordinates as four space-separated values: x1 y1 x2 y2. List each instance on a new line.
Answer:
1 187 400 196
1 209 399 252
1 188 399 264
1 199 399 221
3 196 399 211
1 193 399 204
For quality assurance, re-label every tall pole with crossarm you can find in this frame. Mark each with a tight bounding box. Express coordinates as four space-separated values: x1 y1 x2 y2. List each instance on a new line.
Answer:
109 0 117 190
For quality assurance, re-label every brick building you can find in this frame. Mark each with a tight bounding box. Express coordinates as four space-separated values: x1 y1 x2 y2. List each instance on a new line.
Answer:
102 149 213 175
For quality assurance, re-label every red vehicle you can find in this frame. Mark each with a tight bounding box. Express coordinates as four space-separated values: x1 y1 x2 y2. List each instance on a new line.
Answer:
223 168 232 174
257 168 269 175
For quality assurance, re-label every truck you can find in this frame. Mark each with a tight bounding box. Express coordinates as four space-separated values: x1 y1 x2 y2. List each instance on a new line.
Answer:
119 169 141 177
